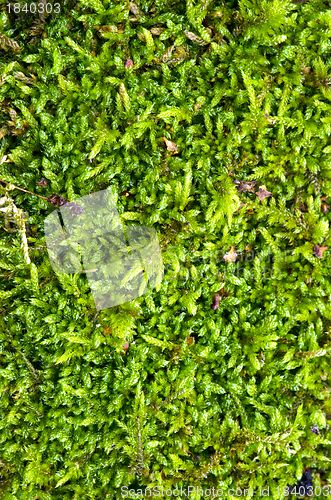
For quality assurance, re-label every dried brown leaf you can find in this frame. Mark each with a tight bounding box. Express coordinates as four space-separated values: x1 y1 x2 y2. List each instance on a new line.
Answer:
150 27 164 35
129 2 141 16
321 203 330 214
184 30 206 45
223 246 238 263
163 137 178 153
125 59 134 69
211 294 221 310
48 194 67 207
313 245 328 258
234 180 257 193
256 185 272 201
37 178 48 187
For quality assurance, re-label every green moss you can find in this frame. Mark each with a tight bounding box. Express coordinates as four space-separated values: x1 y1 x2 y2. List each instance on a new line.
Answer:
0 0 330 498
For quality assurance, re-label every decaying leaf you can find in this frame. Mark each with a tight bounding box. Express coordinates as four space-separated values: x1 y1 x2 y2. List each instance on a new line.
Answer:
321 203 329 214
184 31 206 45
223 246 238 263
256 185 272 201
120 190 131 197
211 287 229 310
320 196 329 214
313 245 328 258
163 137 178 153
299 202 308 212
211 293 221 310
37 178 48 187
129 2 141 16
234 180 257 193
161 46 175 63
150 27 164 36
125 59 134 69
160 46 187 65
0 35 20 52
48 194 68 207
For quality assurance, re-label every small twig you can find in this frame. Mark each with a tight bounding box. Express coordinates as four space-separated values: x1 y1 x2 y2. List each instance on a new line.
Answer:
0 178 49 202
17 348 40 382
10 201 31 264
0 179 68 207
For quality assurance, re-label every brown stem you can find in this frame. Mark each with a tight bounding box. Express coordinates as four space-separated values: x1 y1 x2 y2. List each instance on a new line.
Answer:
0 178 49 202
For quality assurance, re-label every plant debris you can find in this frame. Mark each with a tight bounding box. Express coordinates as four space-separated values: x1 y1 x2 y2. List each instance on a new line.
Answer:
256 185 273 201
223 246 238 263
37 178 48 187
162 137 178 153
47 194 68 207
234 180 257 193
125 59 134 69
313 245 328 258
